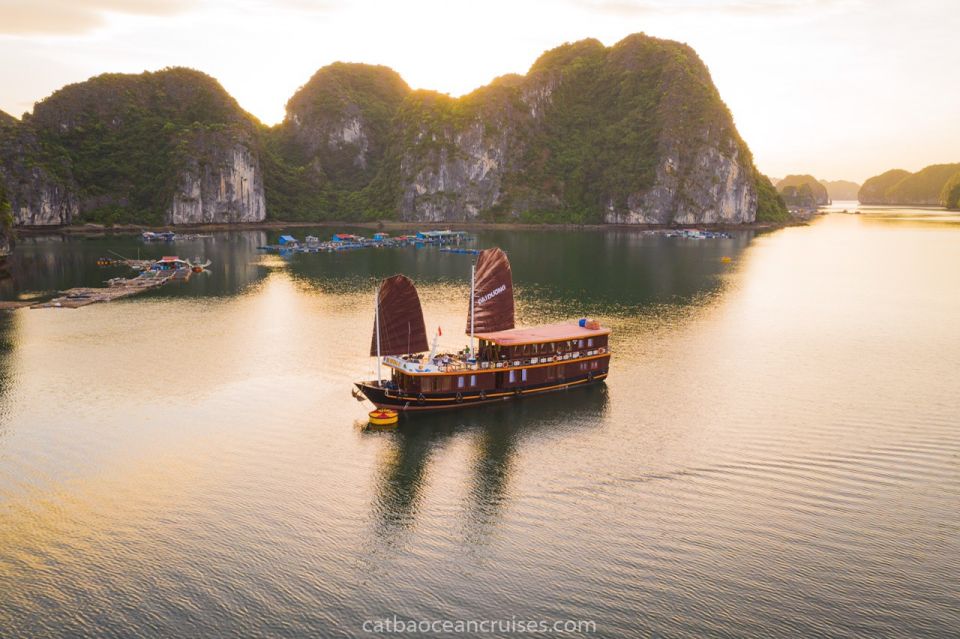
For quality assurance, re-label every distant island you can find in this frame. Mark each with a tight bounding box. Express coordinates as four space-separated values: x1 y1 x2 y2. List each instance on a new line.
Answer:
770 175 861 206
942 173 960 210
859 164 960 206
776 174 829 208
819 179 860 201
0 33 788 241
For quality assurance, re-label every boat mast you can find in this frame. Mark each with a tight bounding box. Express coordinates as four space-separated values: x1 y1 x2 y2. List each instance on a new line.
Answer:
469 261 476 358
375 284 382 386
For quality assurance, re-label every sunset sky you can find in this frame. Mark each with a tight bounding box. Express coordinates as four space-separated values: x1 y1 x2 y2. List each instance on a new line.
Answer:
0 0 957 183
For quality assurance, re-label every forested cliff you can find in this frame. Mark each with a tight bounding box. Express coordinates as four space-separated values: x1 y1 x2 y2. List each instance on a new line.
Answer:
0 34 786 229
859 164 960 206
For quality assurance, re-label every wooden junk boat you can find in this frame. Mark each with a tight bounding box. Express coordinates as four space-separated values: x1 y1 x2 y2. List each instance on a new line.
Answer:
355 248 610 412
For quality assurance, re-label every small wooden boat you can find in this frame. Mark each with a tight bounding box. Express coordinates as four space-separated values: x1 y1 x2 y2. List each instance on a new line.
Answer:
149 256 191 271
355 248 611 412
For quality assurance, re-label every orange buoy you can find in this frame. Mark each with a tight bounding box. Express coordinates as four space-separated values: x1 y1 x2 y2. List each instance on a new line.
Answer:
368 408 399 429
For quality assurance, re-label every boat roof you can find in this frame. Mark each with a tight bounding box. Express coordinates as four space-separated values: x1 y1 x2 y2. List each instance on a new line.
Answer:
475 321 610 346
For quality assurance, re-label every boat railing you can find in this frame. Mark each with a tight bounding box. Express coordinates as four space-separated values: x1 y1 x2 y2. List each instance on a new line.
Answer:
387 347 608 374
473 347 607 371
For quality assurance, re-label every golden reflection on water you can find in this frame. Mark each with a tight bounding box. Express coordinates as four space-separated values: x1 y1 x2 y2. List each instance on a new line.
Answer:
1 214 959 637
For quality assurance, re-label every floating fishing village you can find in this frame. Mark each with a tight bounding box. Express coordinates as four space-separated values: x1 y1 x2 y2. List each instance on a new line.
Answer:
256 229 474 254
0 226 735 313
29 256 211 309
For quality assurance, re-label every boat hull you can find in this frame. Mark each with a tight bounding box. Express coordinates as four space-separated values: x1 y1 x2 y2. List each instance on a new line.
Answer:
356 371 608 412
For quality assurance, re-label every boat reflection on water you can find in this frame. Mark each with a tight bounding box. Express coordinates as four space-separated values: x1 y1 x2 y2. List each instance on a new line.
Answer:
367 384 609 543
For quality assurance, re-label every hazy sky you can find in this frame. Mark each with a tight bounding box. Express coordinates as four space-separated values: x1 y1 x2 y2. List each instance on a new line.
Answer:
0 0 957 182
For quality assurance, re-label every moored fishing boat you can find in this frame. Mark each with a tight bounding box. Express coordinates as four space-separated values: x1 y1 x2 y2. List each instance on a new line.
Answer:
354 248 611 412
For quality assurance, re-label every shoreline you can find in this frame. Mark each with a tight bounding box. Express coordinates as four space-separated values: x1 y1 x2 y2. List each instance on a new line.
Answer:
14 218 803 237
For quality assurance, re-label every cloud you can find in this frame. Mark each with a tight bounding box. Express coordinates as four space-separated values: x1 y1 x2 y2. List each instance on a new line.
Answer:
0 0 339 36
0 0 191 35
569 0 859 17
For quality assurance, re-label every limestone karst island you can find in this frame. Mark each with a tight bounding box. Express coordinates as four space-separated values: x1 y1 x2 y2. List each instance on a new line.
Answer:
1 2 958 638
0 34 788 248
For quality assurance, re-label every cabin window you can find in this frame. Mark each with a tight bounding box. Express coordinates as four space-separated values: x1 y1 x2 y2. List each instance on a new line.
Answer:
509 370 516 384
470 374 477 387
579 339 586 348
521 368 528 382
587 338 594 347
458 376 465 389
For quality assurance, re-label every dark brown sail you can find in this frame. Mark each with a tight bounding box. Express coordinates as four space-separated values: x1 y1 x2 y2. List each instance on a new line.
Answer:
371 275 429 356
466 247 515 334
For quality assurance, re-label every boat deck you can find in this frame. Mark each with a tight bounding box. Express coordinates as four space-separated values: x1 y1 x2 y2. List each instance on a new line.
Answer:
383 346 609 376
384 354 475 374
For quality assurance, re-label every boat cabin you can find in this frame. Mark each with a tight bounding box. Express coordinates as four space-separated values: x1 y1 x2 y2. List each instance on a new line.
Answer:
384 322 610 395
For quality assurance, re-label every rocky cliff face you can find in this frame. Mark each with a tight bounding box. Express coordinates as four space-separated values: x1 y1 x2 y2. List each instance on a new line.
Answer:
0 179 13 256
278 63 409 199
398 123 512 221
0 113 78 226
3 35 783 227
403 37 760 224
274 35 767 224
3 69 265 226
170 129 265 224
602 38 757 224
2 162 78 226
613 142 755 224
393 86 524 221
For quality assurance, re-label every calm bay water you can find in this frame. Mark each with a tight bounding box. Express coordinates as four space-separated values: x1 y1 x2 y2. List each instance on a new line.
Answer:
0 210 958 638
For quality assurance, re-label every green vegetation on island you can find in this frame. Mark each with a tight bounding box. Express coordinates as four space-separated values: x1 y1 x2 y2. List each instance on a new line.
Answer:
0 181 13 252
859 164 960 205
27 68 260 225
819 179 859 201
776 174 829 208
941 172 960 210
1 34 790 227
754 172 790 222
